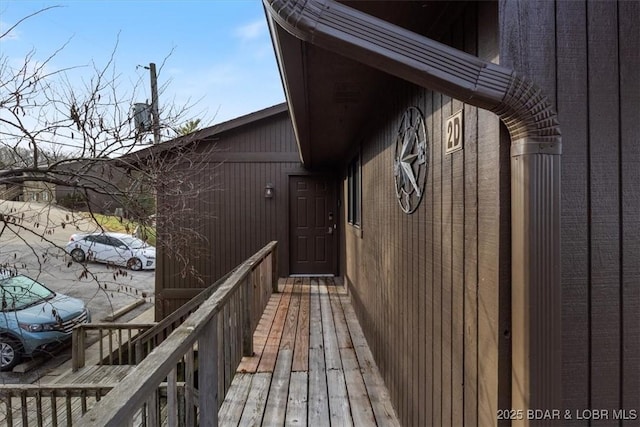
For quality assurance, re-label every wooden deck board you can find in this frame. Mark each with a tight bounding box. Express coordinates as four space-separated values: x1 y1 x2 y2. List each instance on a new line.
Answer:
218 373 252 425
237 372 272 426
54 365 134 384
262 349 293 425
327 369 353 426
308 280 329 426
285 371 308 426
237 288 282 373
338 293 402 427
223 277 399 426
319 282 341 371
292 278 310 372
257 283 293 373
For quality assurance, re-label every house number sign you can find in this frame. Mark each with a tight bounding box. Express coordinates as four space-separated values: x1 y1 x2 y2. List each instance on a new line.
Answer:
393 106 429 214
445 109 464 154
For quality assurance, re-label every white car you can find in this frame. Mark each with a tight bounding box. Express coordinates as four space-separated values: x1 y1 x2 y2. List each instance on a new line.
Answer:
66 232 156 270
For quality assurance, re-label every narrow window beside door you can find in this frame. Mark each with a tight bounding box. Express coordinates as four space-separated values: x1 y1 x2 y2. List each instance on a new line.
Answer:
347 155 361 227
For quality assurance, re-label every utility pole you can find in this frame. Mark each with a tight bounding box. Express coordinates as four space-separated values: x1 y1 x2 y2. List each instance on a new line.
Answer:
149 63 160 144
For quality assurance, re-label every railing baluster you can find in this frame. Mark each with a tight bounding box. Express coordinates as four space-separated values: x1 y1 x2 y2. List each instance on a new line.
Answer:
168 368 178 427
50 390 57 426
108 329 114 365
178 383 186 427
1 388 12 427
147 389 158 427
117 328 123 364
81 389 87 414
185 347 195 427
36 390 43 427
127 328 133 364
98 329 104 366
216 298 223 405
65 389 72 427
223 302 231 394
20 391 27 425
243 276 254 356
199 313 218 426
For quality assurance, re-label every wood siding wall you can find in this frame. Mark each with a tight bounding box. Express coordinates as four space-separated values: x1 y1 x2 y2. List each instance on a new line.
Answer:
343 0 639 424
156 112 304 318
500 0 640 420
342 4 512 425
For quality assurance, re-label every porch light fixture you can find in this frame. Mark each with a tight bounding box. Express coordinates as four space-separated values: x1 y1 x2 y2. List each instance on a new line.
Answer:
264 183 274 198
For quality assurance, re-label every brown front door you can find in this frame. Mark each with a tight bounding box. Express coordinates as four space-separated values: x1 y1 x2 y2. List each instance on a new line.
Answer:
289 175 338 275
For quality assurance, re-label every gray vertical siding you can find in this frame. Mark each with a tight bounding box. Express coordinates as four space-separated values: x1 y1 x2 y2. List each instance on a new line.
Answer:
342 3 511 425
343 0 639 425
619 1 640 419
501 0 640 420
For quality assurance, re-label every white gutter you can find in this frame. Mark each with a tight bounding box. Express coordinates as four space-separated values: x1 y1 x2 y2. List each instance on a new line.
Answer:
264 0 562 421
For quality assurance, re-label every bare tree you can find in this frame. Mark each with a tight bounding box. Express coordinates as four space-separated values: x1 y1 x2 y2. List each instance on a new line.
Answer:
0 7 220 336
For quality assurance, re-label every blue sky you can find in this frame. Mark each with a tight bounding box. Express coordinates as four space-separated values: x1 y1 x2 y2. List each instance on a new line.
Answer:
0 0 285 127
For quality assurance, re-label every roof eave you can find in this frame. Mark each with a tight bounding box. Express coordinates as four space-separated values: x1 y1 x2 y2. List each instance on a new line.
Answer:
263 0 560 150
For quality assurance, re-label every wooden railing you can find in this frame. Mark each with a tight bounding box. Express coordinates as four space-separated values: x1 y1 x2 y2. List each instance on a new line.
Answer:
79 241 278 426
71 270 237 371
72 323 156 371
0 383 188 427
0 384 115 427
0 185 22 201
131 268 238 365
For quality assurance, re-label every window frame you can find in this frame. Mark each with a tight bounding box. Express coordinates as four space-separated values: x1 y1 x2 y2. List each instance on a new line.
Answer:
347 153 361 229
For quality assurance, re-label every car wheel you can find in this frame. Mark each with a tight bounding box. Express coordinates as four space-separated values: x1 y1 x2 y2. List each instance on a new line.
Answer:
0 337 22 371
70 248 86 263
127 258 143 271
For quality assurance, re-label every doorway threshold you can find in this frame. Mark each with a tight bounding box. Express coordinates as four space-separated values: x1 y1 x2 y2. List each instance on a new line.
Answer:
289 274 335 277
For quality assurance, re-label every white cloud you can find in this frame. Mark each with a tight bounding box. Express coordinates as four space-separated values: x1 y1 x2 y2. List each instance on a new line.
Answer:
234 20 265 42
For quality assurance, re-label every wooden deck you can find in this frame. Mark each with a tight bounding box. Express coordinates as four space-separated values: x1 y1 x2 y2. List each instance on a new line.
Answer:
218 277 400 426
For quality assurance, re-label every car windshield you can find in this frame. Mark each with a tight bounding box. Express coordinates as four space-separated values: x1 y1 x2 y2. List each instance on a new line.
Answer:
0 275 55 312
119 236 149 249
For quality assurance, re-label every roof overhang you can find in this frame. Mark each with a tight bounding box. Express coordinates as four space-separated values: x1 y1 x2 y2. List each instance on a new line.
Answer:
265 0 560 166
265 0 474 168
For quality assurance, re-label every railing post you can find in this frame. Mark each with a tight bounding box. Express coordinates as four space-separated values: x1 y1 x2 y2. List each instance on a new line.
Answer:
199 314 218 426
271 243 278 293
242 277 254 357
72 326 85 372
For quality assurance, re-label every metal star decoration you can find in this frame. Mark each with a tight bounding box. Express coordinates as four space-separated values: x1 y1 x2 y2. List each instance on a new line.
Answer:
394 107 428 214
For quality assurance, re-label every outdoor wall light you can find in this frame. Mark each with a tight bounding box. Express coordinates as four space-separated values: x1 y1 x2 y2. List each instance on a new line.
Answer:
265 183 274 199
